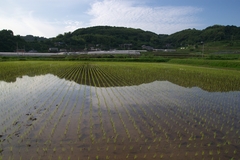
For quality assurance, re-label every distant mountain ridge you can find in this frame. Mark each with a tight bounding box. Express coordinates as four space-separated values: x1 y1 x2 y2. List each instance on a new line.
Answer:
0 25 240 52
165 25 240 47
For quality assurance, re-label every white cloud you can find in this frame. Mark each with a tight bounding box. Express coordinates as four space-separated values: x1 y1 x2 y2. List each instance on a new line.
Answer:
0 9 61 37
88 0 203 34
0 0 203 37
64 20 85 33
0 0 90 37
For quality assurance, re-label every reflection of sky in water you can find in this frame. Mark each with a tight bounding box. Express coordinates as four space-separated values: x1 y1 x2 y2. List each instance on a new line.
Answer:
1 75 240 121
135 81 240 109
0 74 240 159
1 75 240 110
0 74 65 105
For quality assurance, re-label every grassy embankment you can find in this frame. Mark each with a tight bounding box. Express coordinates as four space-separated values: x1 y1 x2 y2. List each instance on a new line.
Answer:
167 59 240 70
1 53 240 68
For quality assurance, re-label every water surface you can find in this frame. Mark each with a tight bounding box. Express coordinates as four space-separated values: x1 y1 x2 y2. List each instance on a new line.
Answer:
0 74 240 159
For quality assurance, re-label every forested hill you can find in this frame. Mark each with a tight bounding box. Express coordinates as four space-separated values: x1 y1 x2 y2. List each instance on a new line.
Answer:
0 25 240 52
165 25 240 48
54 26 167 50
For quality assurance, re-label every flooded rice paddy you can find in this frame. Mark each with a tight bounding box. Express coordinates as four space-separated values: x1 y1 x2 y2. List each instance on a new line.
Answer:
0 62 240 160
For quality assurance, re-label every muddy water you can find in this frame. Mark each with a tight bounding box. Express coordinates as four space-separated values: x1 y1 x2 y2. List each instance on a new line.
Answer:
0 75 240 160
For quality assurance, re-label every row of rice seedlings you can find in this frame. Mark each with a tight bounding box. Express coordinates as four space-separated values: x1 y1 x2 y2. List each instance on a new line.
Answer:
0 61 74 109
0 76 45 129
159 87 237 142
17 79 69 156
38 91 72 155
93 65 132 148
22 84 69 141
0 81 27 115
120 85 166 136
87 65 97 144
89 66 107 141
90 68 125 149
128 83 186 131
143 85 207 130
55 72 79 141
3 76 61 146
55 64 91 155
105 87 143 139
32 79 70 131
56 62 82 80
185 96 240 153
137 82 231 158
78 64 93 143
1 75 70 158
193 99 234 137
46 63 236 159
199 93 240 137
98 65 157 140
1 63 71 136
41 82 75 139
134 83 205 149
74 64 93 145
2 62 239 159
65 69 86 146
48 68 83 155
96 64 239 158
93 66 138 140
92 66 133 143
32 65 82 156
91 65 145 157
0 74 71 137
61 65 86 154
60 65 84 138
64 64 85 133
142 82 206 131
76 66 87 139
97 83 117 137
113 90 166 146
138 80 239 158
122 86 175 142
94 65 169 157
177 90 227 129
22 67 76 152
96 66 158 138
0 75 60 147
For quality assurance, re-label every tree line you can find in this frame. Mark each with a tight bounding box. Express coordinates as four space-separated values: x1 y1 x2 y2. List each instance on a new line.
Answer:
0 25 240 52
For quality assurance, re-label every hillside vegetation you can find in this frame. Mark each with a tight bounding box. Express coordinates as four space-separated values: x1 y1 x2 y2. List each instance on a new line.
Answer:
0 25 240 53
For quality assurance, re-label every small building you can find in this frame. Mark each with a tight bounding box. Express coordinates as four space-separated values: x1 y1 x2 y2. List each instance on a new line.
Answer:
16 49 25 53
59 49 67 52
153 49 176 52
142 45 154 51
28 50 38 53
88 50 140 55
49 48 58 52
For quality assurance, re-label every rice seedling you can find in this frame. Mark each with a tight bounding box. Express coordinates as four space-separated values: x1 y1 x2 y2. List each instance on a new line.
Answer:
0 61 240 159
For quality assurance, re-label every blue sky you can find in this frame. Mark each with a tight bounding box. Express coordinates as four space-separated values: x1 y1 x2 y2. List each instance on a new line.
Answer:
0 0 239 37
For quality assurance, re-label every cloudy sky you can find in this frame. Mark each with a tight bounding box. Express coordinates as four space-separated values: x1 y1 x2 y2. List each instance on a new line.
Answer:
0 0 239 37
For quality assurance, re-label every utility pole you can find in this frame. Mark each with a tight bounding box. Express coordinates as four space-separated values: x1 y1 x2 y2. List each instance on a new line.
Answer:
201 41 204 58
16 42 19 55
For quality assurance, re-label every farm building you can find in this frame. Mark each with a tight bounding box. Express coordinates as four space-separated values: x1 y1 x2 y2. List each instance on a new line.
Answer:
48 48 58 52
87 50 143 55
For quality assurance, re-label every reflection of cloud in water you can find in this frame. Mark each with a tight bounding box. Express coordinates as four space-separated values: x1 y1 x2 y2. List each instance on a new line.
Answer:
1 74 240 160
1 75 240 114
0 74 85 112
104 81 240 111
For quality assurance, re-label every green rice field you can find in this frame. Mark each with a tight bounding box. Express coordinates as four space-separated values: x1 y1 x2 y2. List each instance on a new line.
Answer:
0 61 240 160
